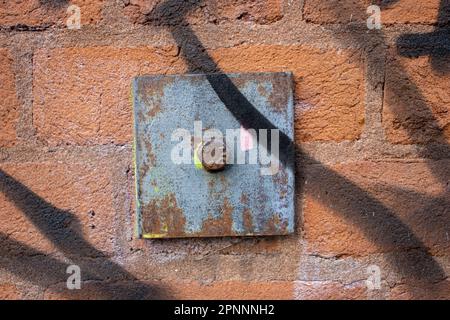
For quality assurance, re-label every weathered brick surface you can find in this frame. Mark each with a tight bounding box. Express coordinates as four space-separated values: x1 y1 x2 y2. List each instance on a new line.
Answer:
384 54 450 145
124 0 283 25
123 251 300 284
0 162 116 256
38 265 450 299
303 160 450 256
0 283 20 299
294 281 367 300
303 0 445 25
166 281 295 300
0 48 19 147
33 45 364 145
44 281 164 300
390 279 450 300
170 280 366 300
0 0 104 28
44 280 294 299
1 0 449 301
210 46 365 142
33 46 183 145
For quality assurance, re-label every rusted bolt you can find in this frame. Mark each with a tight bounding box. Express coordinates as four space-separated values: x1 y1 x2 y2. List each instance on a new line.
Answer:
198 139 226 172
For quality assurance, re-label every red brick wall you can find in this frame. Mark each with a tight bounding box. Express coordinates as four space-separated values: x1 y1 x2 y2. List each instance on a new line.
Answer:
0 0 448 300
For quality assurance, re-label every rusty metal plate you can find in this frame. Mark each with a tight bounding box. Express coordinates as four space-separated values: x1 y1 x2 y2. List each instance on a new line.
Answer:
132 72 294 238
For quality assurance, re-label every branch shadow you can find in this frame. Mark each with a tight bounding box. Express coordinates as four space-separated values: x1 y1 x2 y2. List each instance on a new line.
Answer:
1 0 448 300
0 169 165 299
325 10 450 288
397 0 450 74
143 0 447 289
39 0 69 9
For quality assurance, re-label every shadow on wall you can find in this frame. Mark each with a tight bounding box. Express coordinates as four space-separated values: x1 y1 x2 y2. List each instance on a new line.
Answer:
0 0 448 299
39 0 69 8
397 0 450 74
143 0 449 296
0 170 165 299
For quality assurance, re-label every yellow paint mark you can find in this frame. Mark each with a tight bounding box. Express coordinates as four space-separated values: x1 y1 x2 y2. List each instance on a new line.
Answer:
194 142 204 170
131 82 142 239
143 233 167 239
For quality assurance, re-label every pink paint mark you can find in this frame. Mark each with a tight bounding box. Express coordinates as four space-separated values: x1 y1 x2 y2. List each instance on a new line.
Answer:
240 126 254 151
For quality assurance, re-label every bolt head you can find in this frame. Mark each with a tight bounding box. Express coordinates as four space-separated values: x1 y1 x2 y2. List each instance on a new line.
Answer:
198 139 226 172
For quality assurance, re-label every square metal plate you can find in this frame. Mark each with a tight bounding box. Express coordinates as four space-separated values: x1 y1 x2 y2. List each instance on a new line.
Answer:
133 72 294 238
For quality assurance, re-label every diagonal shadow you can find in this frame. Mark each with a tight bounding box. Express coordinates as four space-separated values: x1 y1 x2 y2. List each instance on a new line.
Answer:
0 234 165 299
325 5 450 290
147 0 295 165
0 0 447 299
143 0 447 284
329 1 450 186
397 0 450 74
39 0 68 8
0 169 165 299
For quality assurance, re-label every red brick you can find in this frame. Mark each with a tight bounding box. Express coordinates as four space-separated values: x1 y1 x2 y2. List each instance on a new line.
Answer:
0 49 19 147
43 280 294 299
36 278 450 300
0 162 116 256
211 46 365 142
124 0 283 25
0 0 104 28
294 281 367 300
0 283 20 299
33 46 183 146
217 237 285 254
390 279 450 299
384 54 450 144
166 280 295 300
44 281 164 300
33 45 364 145
303 0 444 25
303 160 450 256
381 0 445 24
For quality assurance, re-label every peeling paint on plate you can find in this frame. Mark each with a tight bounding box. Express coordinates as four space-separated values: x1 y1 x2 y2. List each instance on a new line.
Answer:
133 72 295 238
